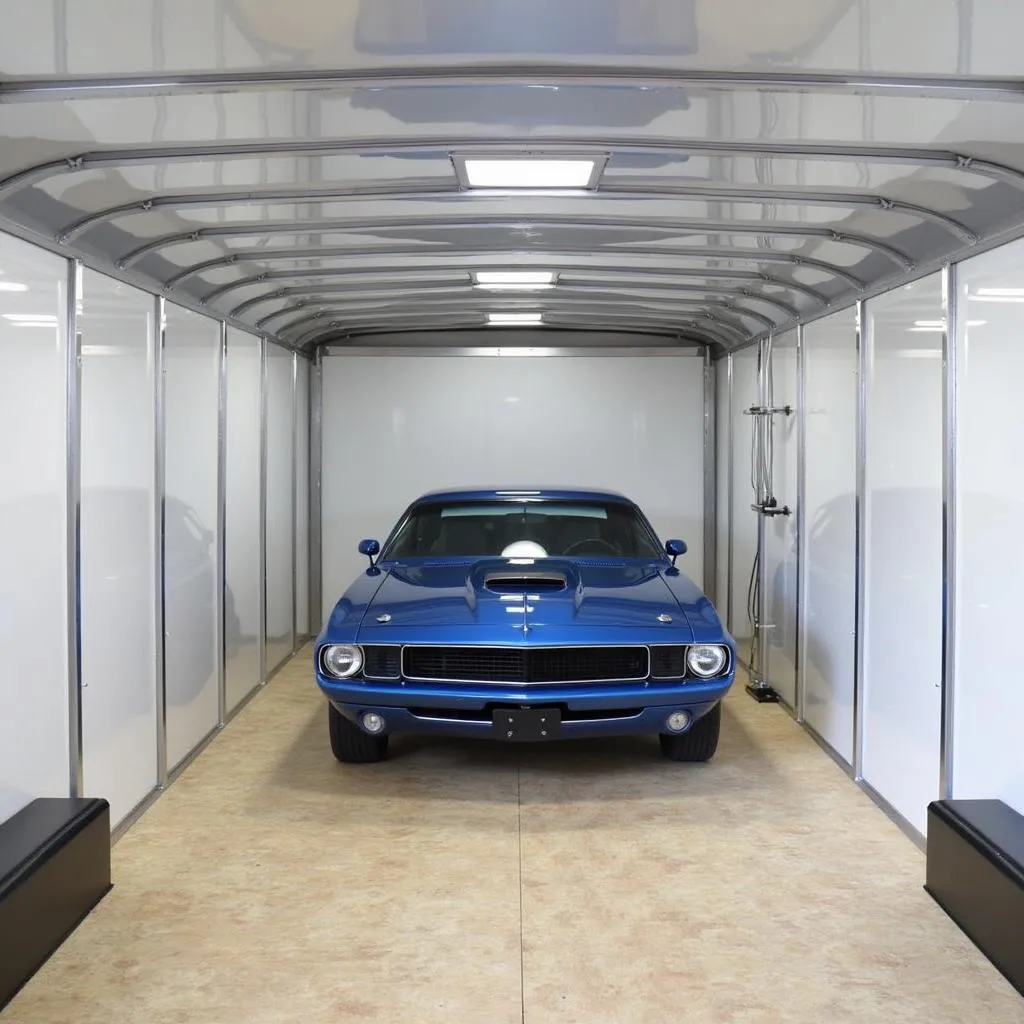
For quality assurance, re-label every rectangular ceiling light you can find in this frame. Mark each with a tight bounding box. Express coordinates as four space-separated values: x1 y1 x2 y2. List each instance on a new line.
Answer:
0 281 28 292
474 271 556 292
455 155 604 190
487 312 544 326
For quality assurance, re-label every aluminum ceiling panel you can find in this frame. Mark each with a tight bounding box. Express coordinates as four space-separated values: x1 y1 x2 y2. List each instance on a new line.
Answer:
2 0 1023 77
2 0 1024 349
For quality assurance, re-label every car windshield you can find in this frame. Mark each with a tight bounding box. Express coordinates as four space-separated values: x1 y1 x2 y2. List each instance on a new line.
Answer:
382 500 664 559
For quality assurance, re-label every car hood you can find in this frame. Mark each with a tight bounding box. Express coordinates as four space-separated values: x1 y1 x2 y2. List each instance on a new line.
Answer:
354 558 698 643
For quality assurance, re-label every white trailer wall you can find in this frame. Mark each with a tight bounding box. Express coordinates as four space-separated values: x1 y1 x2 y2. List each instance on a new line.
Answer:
862 273 945 836
952 241 1024 816
79 270 158 828
801 308 858 764
729 346 758 652
225 327 263 714
715 357 730 628
163 302 221 770
0 235 71 825
320 351 707 622
265 343 295 674
0 222 308 832
763 329 799 707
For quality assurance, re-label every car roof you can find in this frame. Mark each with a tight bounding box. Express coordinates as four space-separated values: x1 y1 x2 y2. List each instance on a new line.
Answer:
412 487 634 506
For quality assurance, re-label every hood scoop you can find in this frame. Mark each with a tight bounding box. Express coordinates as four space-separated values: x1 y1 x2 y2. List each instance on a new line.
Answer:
483 571 568 594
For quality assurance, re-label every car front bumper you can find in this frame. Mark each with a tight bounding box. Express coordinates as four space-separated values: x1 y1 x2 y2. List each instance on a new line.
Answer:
316 674 734 740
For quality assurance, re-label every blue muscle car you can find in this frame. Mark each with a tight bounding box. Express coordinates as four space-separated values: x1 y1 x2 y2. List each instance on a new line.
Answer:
314 488 736 763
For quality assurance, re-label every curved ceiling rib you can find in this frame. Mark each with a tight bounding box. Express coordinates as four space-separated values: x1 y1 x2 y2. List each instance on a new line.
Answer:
214 266 829 311
115 215 915 271
6 28 1024 353
292 311 750 350
57 180 975 246
234 283 806 324
5 135 1024 199
250 285 801 328
276 297 776 341
3 64 1024 102
168 245 866 292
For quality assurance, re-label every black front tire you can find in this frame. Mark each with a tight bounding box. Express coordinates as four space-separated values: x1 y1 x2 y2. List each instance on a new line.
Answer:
329 704 389 763
659 701 721 762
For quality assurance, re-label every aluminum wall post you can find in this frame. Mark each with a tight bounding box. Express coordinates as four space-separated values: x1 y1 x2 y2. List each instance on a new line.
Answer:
310 347 323 633
215 321 228 727
258 335 268 686
702 346 717 601
291 350 300 653
853 299 869 781
65 258 83 797
725 352 734 633
940 264 959 799
154 294 168 787
795 324 807 723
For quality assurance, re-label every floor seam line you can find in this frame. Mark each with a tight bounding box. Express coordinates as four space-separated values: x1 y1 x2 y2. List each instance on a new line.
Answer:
517 760 525 1024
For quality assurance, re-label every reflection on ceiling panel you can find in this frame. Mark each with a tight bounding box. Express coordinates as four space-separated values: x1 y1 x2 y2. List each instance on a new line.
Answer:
2 0 1024 348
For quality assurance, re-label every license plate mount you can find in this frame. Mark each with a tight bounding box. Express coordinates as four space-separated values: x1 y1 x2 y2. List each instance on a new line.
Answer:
493 707 562 742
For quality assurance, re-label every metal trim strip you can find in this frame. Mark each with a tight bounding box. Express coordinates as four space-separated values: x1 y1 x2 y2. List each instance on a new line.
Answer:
940 263 958 799
215 320 228 728
153 294 168 787
65 258 83 798
853 299 869 781
3 134 1022 199
258 335 268 686
795 324 807 722
4 64 1024 102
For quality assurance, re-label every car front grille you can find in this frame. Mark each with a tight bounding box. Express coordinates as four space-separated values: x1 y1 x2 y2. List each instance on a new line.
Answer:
362 645 402 681
401 645 650 685
649 645 687 680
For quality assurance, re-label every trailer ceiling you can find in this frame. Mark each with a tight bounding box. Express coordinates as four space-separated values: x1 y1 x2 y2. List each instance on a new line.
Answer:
1 0 1023 351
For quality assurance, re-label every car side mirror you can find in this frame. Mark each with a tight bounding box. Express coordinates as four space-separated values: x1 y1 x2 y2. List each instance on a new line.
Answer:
665 539 687 566
358 538 380 570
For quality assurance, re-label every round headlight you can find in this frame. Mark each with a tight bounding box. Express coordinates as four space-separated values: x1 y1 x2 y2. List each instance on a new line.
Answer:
686 644 728 678
321 644 363 679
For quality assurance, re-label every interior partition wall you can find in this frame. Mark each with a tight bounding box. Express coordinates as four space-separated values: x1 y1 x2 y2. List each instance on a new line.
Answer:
79 270 159 828
0 234 71 825
952 240 1024 816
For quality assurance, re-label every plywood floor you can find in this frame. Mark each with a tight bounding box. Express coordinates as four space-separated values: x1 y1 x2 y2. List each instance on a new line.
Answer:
6 647 1023 1024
